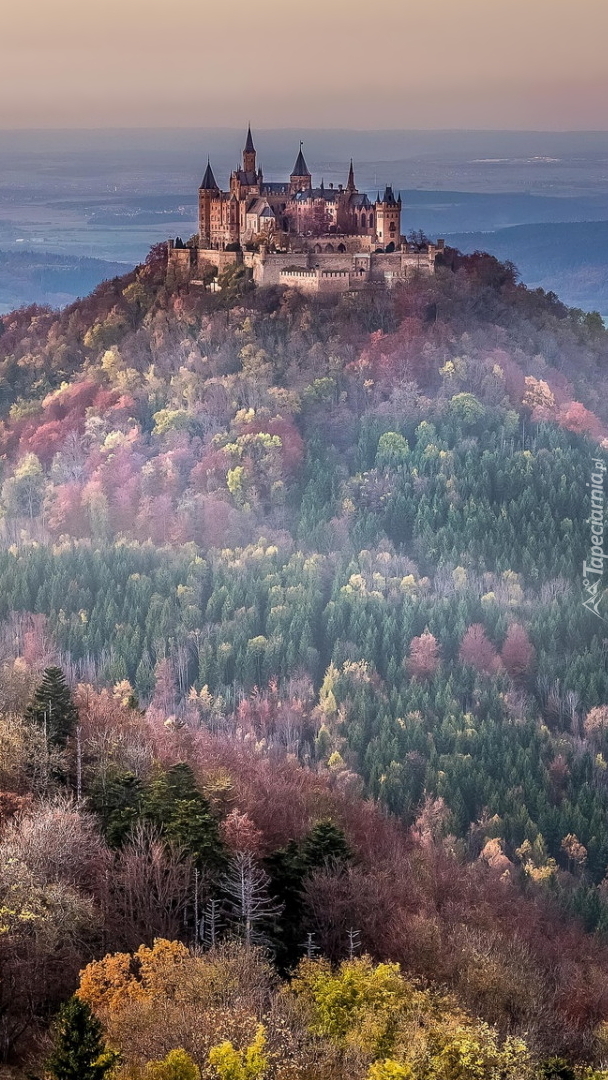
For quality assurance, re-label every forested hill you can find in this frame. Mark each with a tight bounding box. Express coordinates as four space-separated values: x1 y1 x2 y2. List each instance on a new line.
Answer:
4 246 608 1073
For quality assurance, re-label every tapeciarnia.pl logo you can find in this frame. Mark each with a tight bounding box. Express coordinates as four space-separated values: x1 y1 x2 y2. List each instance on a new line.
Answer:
582 457 607 620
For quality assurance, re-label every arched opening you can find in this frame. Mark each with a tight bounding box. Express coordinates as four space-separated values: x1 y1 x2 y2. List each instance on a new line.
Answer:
337 243 346 253
314 244 322 253
385 241 395 253
324 243 334 253
361 214 367 228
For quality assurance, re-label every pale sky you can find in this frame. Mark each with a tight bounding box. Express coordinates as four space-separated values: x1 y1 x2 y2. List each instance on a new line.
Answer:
1 0 608 129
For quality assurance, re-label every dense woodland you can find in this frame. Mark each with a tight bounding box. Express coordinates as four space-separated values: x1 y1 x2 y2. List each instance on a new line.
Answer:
2 246 608 1077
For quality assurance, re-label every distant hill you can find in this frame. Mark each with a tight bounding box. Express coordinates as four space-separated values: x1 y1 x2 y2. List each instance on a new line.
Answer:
445 219 608 313
0 249 130 312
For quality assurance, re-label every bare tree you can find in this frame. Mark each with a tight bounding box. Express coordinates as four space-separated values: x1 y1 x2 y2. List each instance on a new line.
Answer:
221 851 282 947
110 822 193 949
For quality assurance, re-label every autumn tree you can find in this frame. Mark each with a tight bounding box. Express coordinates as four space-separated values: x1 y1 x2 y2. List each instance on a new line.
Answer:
405 631 440 680
2 452 45 519
500 623 536 679
459 625 501 676
144 1048 200 1080
208 1025 268 1080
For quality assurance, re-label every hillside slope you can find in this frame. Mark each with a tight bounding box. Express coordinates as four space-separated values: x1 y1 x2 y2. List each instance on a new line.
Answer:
3 248 608 1070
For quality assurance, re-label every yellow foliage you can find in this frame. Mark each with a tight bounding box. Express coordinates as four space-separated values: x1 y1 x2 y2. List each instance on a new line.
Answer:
208 1025 269 1080
290 956 533 1080
143 1048 200 1080
367 1061 412 1080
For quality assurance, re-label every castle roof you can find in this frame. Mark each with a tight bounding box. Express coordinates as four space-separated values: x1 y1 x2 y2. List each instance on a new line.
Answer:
244 125 255 153
291 144 311 177
349 193 372 208
346 159 356 190
200 159 219 190
234 168 259 186
261 181 290 195
247 197 275 217
295 187 339 203
381 185 401 206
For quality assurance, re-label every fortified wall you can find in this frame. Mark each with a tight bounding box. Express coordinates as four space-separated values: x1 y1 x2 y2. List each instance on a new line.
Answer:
167 241 443 294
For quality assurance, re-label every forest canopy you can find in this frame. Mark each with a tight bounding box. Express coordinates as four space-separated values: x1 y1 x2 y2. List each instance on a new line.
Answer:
2 247 608 1076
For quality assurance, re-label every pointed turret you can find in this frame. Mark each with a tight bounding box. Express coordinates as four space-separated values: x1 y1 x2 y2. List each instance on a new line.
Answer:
290 142 312 194
375 184 401 248
243 125 256 173
199 158 219 248
291 142 310 177
200 158 219 191
346 159 356 192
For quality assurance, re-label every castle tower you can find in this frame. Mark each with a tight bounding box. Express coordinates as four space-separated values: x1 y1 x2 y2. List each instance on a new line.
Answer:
199 158 219 248
375 185 401 249
243 125 256 175
346 159 356 193
289 142 312 195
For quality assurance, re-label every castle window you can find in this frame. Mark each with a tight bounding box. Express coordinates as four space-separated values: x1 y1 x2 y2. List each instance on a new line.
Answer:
361 214 366 228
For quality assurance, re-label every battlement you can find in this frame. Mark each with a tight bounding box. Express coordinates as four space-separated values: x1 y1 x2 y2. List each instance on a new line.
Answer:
167 242 441 294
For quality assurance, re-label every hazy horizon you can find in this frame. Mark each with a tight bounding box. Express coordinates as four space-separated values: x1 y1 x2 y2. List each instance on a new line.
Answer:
2 0 608 130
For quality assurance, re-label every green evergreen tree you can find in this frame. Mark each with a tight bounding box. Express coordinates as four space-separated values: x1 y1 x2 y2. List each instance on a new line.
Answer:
47 997 118 1080
142 762 226 871
268 820 352 971
26 665 78 749
89 768 143 847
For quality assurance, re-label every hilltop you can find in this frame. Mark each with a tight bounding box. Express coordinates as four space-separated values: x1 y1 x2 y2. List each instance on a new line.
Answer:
3 247 608 1073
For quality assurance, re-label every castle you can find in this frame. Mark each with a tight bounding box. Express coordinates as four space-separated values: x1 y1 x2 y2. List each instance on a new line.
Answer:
167 127 442 293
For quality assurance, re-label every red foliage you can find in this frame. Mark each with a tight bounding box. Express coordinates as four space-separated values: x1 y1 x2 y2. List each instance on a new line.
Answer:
220 808 264 854
22 420 69 466
557 400 605 439
46 482 88 537
459 623 501 675
501 622 536 678
0 791 34 830
405 631 440 680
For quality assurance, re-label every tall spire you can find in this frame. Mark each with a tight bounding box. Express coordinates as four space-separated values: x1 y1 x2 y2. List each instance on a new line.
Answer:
291 141 311 177
346 159 356 191
200 157 219 190
243 125 256 173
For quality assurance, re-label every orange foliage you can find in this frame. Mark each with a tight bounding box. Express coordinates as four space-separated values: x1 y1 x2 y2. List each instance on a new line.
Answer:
78 939 190 1015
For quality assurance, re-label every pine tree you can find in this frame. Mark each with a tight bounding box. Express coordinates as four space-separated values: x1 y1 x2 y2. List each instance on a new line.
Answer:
26 665 78 749
299 819 353 872
267 821 352 970
142 763 226 871
47 996 117 1080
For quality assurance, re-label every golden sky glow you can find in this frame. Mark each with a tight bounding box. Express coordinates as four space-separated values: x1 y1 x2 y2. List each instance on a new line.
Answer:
1 0 608 128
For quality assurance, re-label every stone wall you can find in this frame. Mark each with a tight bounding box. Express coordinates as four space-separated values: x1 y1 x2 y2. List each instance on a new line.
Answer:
168 241 439 293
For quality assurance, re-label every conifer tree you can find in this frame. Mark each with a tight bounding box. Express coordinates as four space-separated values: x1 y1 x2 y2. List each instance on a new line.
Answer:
47 996 117 1080
142 763 226 871
26 665 78 748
